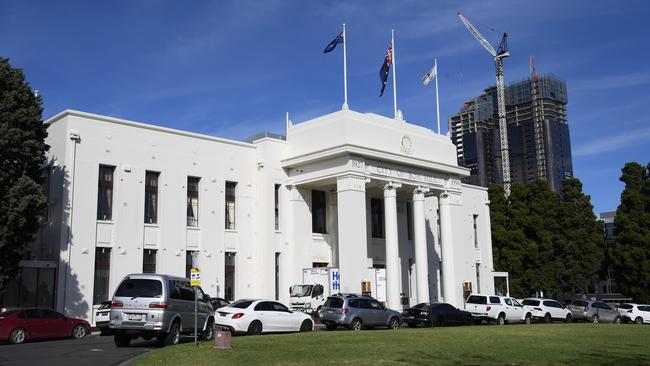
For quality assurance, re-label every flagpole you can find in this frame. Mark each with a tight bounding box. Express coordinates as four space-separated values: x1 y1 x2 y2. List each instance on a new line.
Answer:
434 58 440 134
342 24 348 110
391 29 397 119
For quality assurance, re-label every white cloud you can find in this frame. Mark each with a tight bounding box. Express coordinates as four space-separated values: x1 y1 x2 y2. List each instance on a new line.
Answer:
573 127 650 157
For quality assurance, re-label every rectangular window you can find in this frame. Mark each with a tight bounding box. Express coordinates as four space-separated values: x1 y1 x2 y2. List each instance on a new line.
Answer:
185 250 197 279
476 263 481 294
144 171 159 224
473 214 479 248
311 190 327 234
143 249 157 273
371 198 384 238
225 181 237 230
225 252 236 301
186 177 200 227
406 201 413 240
275 252 280 300
93 248 111 305
274 184 280 231
97 165 115 220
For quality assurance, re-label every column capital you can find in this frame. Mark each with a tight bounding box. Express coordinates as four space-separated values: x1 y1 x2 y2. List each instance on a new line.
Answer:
383 182 401 198
413 186 430 200
337 174 368 193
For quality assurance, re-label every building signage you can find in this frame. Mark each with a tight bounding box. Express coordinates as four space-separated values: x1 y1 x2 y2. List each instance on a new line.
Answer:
362 159 447 187
190 268 201 287
330 269 341 293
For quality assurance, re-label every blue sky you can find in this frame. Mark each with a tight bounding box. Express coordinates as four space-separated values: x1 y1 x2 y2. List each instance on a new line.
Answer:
1 0 648 214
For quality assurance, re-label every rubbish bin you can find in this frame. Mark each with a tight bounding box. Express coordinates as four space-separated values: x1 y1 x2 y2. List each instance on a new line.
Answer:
213 330 232 349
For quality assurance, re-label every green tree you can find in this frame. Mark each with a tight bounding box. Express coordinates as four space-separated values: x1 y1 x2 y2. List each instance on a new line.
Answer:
610 162 650 302
0 57 49 293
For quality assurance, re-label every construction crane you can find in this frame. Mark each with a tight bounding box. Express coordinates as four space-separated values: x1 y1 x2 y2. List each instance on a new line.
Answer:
458 13 512 195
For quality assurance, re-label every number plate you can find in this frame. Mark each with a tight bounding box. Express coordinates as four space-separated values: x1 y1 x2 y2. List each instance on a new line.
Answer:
327 310 334 314
128 314 142 321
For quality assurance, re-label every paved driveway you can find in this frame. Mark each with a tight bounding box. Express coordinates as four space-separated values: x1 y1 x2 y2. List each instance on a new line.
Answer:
0 334 157 366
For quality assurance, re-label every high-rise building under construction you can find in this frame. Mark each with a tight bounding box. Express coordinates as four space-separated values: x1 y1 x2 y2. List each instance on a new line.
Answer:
449 74 573 192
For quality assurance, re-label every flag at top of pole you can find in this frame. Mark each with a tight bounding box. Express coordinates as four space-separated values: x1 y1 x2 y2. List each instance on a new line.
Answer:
421 58 441 134
323 24 349 109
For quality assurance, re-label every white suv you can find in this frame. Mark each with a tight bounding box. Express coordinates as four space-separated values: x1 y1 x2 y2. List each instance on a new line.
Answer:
465 294 531 325
619 303 650 324
522 298 572 323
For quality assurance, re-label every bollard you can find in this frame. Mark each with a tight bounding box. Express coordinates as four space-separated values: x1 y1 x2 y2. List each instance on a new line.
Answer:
213 330 232 349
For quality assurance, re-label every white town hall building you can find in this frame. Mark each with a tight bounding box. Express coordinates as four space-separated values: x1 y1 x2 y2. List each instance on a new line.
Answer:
7 107 508 324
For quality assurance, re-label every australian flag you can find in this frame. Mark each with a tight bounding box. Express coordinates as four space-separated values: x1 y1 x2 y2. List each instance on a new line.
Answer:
323 32 343 53
379 44 393 97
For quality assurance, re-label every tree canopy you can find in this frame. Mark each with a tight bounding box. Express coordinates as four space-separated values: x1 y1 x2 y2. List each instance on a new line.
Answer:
0 57 49 293
609 162 650 302
489 178 603 300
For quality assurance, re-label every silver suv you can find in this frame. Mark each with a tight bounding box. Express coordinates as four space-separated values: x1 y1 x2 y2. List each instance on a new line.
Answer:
568 300 621 323
319 294 401 331
110 274 215 347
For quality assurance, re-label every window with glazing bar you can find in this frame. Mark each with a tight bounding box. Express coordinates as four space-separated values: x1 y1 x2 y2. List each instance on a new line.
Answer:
144 171 159 224
225 181 237 230
274 184 280 231
186 177 200 227
97 165 115 220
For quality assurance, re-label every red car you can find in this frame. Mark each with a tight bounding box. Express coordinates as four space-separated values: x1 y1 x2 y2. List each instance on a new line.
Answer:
0 308 91 344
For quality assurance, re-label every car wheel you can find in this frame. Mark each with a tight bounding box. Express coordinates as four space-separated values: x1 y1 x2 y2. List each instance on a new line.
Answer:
407 322 417 328
544 313 552 323
614 316 621 324
9 328 26 344
247 320 263 335
388 317 400 330
350 318 362 331
202 320 215 341
114 334 131 347
497 313 506 325
164 322 181 345
591 315 599 324
72 325 87 339
525 313 532 324
636 317 644 324
565 314 572 323
299 319 313 332
325 321 337 331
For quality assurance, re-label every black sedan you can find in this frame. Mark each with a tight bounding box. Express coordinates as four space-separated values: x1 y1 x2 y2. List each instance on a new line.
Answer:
402 303 473 327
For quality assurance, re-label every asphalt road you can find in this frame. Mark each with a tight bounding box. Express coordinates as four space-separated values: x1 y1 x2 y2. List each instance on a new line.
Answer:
0 324 327 366
0 333 158 366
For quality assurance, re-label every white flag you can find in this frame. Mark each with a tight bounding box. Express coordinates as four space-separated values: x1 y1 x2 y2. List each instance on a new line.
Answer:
421 63 437 86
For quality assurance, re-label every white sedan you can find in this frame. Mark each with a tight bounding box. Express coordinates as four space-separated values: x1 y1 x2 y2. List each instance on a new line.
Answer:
214 299 314 335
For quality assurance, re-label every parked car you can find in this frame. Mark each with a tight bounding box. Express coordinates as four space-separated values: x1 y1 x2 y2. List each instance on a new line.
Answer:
618 303 650 324
464 294 531 325
319 294 402 331
95 301 112 335
522 298 572 323
0 308 90 344
214 299 313 335
402 303 472 327
568 300 621 323
110 274 215 347
209 297 230 310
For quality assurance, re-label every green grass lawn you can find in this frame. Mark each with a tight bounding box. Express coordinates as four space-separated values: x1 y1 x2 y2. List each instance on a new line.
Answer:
134 324 650 366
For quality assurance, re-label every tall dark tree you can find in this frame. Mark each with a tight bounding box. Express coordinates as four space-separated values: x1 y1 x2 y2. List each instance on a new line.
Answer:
610 162 650 302
489 178 604 300
0 58 49 293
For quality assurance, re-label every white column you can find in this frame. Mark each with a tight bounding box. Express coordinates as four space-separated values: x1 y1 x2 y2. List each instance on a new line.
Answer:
439 192 457 307
413 187 430 304
384 182 401 310
336 175 368 294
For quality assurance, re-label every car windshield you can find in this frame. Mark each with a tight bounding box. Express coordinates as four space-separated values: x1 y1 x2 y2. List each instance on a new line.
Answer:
115 279 163 298
323 297 344 308
466 295 487 304
229 300 254 309
572 301 587 307
290 285 313 297
523 300 540 306
414 303 430 310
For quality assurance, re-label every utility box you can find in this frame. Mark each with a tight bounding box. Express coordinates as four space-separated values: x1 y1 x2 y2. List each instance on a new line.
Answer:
213 330 232 349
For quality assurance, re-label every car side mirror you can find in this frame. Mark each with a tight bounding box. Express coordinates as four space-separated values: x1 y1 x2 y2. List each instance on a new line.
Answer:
289 286 293 294
203 294 210 302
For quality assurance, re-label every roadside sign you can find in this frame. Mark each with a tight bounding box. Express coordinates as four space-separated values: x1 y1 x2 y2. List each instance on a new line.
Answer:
191 268 201 287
